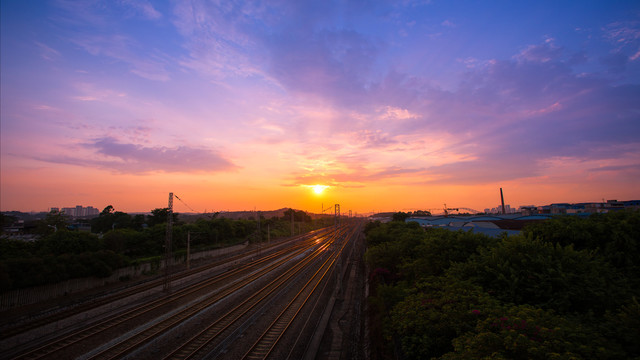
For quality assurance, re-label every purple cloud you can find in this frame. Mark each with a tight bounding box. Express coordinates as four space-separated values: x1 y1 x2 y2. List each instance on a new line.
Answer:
358 41 640 184
71 34 171 81
600 52 629 73
273 32 640 186
355 130 398 149
12 1 640 190
119 0 162 20
588 163 640 173
266 27 378 106
515 40 563 63
36 137 237 174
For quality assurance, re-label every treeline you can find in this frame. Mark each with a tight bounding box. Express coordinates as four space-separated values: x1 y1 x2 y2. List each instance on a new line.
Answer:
365 210 640 359
0 207 320 292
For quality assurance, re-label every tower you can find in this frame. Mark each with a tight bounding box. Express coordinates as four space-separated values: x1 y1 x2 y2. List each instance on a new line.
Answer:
163 192 173 292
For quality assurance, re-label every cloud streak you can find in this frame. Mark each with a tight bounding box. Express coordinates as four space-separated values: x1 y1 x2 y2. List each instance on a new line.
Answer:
2 0 640 212
35 137 237 174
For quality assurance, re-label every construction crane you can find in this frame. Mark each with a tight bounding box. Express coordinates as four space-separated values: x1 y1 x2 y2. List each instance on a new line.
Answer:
458 207 482 214
443 203 458 216
442 205 484 215
409 205 482 216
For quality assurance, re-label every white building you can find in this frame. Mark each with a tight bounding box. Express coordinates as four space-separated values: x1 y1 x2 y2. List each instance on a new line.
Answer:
59 205 99 217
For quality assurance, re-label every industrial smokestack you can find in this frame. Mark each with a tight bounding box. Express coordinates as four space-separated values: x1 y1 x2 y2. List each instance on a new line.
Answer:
500 188 506 215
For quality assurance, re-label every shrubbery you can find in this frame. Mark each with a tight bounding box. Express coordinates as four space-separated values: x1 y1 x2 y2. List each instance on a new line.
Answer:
0 247 127 290
0 207 326 292
366 211 640 359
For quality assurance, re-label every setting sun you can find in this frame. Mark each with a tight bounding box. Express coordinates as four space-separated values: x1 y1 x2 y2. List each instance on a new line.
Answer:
311 185 329 195
1 1 638 216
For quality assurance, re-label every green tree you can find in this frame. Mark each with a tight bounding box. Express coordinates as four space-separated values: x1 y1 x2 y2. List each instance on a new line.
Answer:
0 238 36 259
36 230 102 256
364 220 382 235
101 205 114 216
390 277 498 359
364 212 640 360
524 211 640 276
147 208 180 227
281 208 312 222
601 297 640 356
91 205 133 233
442 304 621 360
103 229 133 253
36 209 70 234
0 213 18 230
365 222 423 275
392 211 411 222
131 214 146 230
450 235 630 314
399 228 497 282
365 220 423 247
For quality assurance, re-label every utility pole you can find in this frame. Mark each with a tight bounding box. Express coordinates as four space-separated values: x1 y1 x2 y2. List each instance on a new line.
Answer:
257 211 261 241
335 203 342 299
500 188 506 215
163 192 173 292
186 231 191 270
291 208 294 236
257 211 262 258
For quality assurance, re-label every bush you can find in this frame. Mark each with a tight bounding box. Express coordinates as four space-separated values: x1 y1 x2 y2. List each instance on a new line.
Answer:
36 230 102 256
442 304 622 360
390 277 498 359
400 228 497 281
450 235 630 314
364 213 640 359
524 211 640 273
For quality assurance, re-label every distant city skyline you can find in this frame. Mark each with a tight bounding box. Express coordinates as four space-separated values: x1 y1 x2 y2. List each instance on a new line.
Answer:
1 1 639 214
49 205 100 217
0 198 626 217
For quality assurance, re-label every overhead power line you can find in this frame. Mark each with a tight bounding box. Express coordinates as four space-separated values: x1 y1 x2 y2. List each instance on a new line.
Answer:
174 194 197 213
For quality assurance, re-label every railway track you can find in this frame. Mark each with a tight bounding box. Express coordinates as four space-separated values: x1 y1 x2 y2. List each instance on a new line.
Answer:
7 228 337 360
4 222 364 360
242 223 362 360
158 229 343 360
164 226 352 360
1 228 330 341
242 241 341 359
91 228 347 360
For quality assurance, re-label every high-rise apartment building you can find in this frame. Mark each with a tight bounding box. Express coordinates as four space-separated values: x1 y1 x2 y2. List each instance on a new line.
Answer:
58 205 99 217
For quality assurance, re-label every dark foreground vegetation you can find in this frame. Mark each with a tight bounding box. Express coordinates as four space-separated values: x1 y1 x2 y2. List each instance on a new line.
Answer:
0 207 323 292
365 211 640 359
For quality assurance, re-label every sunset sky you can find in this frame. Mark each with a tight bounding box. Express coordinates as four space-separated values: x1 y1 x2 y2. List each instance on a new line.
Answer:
2 0 639 215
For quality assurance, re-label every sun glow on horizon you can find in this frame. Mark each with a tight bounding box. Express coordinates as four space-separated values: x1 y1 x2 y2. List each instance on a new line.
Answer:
310 184 329 195
1 2 639 214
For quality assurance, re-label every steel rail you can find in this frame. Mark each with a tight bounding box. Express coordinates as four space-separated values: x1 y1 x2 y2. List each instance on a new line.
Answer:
12 231 332 360
241 225 354 360
284 221 365 359
160 242 334 358
92 232 340 360
160 227 349 360
1 227 333 341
